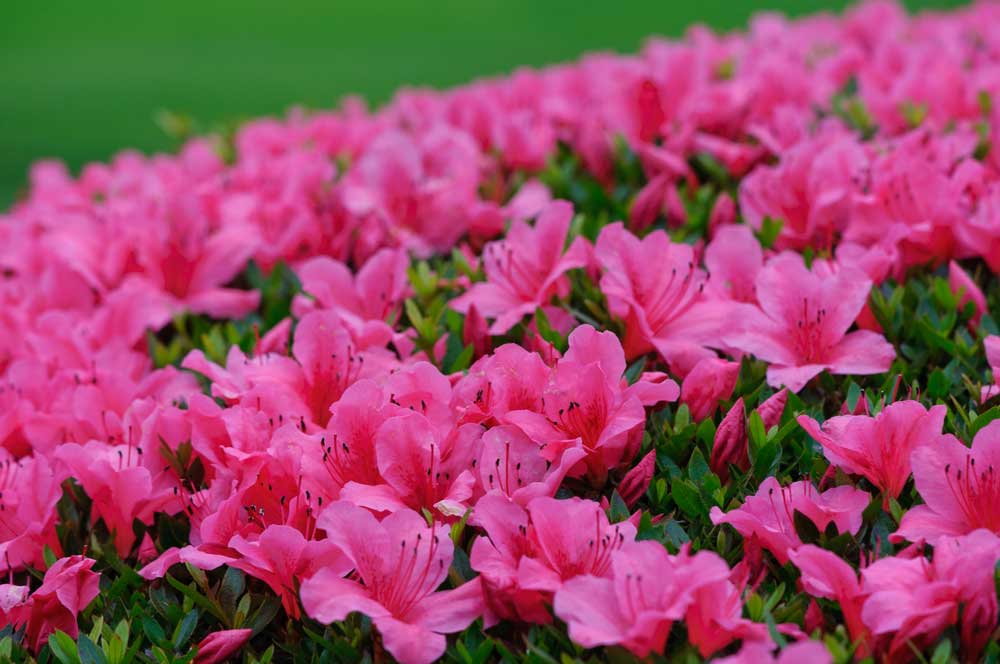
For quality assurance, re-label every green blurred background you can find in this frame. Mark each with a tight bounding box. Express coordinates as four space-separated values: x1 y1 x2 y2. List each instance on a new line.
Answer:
1 0 966 208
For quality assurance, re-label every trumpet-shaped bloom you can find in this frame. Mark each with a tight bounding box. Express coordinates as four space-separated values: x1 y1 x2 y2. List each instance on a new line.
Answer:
228 524 351 619
893 420 1000 543
798 401 946 500
863 530 1000 661
8 556 101 653
710 477 870 564
723 252 895 392
505 326 677 486
300 502 484 664
449 200 590 334
553 541 731 657
595 222 725 372
340 412 482 517
788 545 869 657
292 247 410 346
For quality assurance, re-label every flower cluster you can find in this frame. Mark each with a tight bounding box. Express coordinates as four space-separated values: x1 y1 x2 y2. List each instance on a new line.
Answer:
3 1 1000 662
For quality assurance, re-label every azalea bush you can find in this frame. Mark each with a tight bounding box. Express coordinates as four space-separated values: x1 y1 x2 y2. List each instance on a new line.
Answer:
4 1 1000 662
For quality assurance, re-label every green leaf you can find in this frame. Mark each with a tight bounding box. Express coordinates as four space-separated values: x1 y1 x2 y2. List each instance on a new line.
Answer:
43 544 58 568
218 567 245 617
971 406 1000 438
792 510 821 544
747 410 767 451
846 382 862 414
77 635 108 664
608 491 630 523
687 448 711 484
141 616 167 646
48 631 81 664
172 609 199 650
624 356 646 385
671 479 707 520
930 638 953 664
757 217 784 249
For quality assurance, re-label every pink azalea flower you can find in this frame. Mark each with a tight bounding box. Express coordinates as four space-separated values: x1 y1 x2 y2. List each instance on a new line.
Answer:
722 252 895 392
595 222 725 372
517 497 637 594
680 357 740 421
340 411 482 518
553 541 731 657
505 325 677 486
0 454 67 572
681 560 776 657
714 641 832 664
450 344 551 426
193 629 253 664
863 530 1000 661
55 439 180 556
292 247 410 347
893 420 1000 543
798 401 946 501
9 555 101 653
710 477 870 564
469 495 555 625
474 425 586 506
738 129 866 251
228 524 352 619
704 224 763 304
616 450 656 509
449 200 590 334
300 502 484 664
788 545 870 657
710 398 748 482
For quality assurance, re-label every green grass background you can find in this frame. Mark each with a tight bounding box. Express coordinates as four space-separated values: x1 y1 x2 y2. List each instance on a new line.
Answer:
1 0 965 208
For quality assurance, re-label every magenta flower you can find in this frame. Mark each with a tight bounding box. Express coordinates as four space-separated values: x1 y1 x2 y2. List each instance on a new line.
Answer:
505 325 677 486
300 502 484 664
681 558 776 657
474 424 586 506
292 247 411 347
340 411 482 518
595 222 725 372
788 545 870 657
723 252 895 392
798 400 946 501
704 224 763 304
517 497 636 594
983 335 1000 402
228 524 351 619
450 200 590 334
948 260 986 325
450 343 550 426
714 641 832 664
863 530 1000 661
710 477 870 564
893 420 1000 543
9 555 101 653
553 541 731 657
55 440 180 556
193 629 253 664
469 494 554 626
0 454 66 572
680 357 740 421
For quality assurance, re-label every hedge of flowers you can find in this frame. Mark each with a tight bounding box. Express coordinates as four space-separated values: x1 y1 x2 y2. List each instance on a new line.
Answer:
4 1 1000 662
